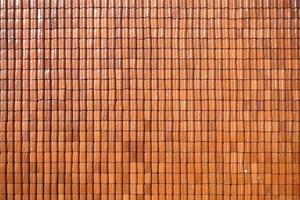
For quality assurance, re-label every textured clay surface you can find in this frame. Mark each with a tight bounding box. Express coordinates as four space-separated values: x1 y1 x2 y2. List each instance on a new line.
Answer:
0 0 299 199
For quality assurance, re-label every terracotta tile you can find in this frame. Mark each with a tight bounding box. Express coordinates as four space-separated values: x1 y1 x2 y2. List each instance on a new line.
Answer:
0 0 299 198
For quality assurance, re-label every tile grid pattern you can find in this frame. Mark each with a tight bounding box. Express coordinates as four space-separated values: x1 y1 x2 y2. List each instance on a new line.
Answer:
0 0 299 199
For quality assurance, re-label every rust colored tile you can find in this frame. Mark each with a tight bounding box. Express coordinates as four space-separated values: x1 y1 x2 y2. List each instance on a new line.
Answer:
0 0 299 199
